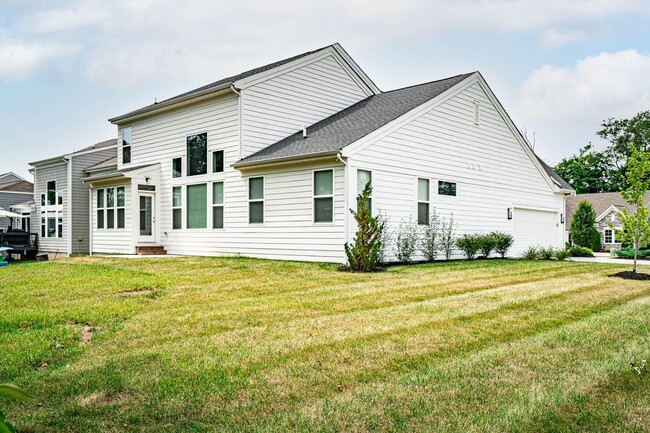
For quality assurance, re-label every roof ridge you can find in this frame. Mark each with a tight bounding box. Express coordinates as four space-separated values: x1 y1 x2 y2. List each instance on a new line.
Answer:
379 72 476 95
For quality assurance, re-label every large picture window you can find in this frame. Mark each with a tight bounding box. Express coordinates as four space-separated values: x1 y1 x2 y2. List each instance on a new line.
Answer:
418 178 430 225
187 133 207 176
314 170 334 223
41 180 63 238
121 127 132 164
213 182 224 229
186 184 207 229
249 177 264 224
357 169 372 214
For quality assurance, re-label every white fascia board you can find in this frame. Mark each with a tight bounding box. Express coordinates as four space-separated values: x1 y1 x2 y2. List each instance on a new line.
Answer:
331 43 381 94
596 205 621 222
64 145 117 159
341 72 479 158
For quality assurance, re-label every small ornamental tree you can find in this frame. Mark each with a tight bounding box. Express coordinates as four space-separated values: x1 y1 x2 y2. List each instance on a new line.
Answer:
569 200 599 248
439 214 457 260
344 182 385 271
419 209 441 262
616 145 650 273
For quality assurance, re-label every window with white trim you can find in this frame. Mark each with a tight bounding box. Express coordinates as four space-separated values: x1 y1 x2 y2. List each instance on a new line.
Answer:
96 186 125 230
186 184 207 229
213 150 224 173
249 177 264 224
172 157 182 178
418 178 430 225
187 133 207 176
357 169 372 214
314 170 334 223
41 180 63 238
212 182 224 229
438 180 457 196
172 186 182 230
121 127 132 164
604 228 614 244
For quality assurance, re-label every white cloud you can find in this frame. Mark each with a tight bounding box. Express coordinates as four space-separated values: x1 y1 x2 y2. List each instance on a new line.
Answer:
25 2 107 34
0 39 81 81
539 29 588 49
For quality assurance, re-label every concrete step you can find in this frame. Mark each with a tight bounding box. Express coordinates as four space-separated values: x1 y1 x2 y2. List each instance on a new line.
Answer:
135 245 167 255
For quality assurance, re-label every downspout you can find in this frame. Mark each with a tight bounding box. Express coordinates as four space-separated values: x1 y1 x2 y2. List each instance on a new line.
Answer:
230 84 243 160
88 187 93 256
64 155 72 256
336 151 349 250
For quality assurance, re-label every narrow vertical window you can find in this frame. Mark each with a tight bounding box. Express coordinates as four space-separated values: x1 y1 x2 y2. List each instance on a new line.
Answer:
213 150 224 173
47 180 56 205
357 169 372 214
187 133 207 176
172 157 182 178
122 127 132 164
106 187 115 229
116 187 125 229
248 177 264 224
172 187 182 230
212 182 224 229
186 184 207 229
40 214 45 238
418 178 430 225
314 170 334 223
97 189 105 229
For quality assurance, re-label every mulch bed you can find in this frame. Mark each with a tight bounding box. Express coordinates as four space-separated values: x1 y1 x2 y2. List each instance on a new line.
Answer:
610 271 650 280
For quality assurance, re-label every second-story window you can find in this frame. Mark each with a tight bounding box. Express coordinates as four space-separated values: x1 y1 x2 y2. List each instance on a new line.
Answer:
213 150 224 173
172 158 182 178
122 127 132 164
187 133 207 176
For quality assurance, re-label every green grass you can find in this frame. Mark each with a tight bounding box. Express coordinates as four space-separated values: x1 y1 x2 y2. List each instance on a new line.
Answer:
1 257 649 432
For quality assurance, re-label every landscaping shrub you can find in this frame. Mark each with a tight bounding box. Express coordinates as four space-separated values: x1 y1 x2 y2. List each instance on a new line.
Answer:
569 246 594 257
492 232 514 258
539 246 556 260
456 234 482 260
439 214 457 260
555 248 570 261
419 210 441 262
395 217 418 263
376 212 391 264
590 230 602 252
477 233 497 259
569 200 599 248
521 246 540 260
616 248 650 259
344 182 385 271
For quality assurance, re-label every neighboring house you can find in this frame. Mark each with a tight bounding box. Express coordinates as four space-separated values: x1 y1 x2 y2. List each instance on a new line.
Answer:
0 172 33 232
78 43 572 262
566 191 650 250
29 139 117 256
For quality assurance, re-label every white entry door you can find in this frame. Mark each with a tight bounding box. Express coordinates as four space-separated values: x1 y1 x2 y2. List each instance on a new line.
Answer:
138 193 155 243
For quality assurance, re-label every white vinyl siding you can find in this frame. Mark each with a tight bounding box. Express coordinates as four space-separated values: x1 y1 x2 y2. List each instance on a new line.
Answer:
92 184 133 254
241 54 369 158
32 163 67 253
348 79 564 260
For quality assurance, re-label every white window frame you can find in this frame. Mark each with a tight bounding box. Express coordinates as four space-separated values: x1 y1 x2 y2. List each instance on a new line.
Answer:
172 186 182 230
356 169 372 215
437 180 457 197
41 180 63 238
417 178 430 225
212 181 225 230
172 157 183 178
212 150 225 174
121 127 132 164
185 182 208 230
248 176 265 224
313 169 334 224
186 132 208 177
604 228 614 244
96 186 126 230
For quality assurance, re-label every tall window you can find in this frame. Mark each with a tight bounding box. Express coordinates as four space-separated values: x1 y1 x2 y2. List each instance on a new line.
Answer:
187 133 207 176
418 178 430 225
314 170 334 223
249 177 264 224
122 127 132 164
172 157 182 178
172 187 182 230
604 228 614 244
213 182 224 229
41 180 63 238
438 180 457 196
186 184 207 229
96 187 125 229
213 150 224 173
357 169 372 214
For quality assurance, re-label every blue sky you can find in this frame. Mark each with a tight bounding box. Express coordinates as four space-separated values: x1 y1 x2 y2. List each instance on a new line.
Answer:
2 0 650 180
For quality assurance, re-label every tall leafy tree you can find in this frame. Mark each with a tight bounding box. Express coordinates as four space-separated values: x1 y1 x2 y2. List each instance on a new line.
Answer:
569 200 599 248
598 110 650 168
616 145 650 273
553 144 618 193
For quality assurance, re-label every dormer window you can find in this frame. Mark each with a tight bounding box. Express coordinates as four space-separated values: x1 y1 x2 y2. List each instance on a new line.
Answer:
121 127 132 164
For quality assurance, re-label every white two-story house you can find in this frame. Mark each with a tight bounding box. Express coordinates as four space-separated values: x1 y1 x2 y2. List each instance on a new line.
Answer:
82 43 572 262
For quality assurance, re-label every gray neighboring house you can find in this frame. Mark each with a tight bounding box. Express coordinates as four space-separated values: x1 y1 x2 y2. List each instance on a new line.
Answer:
0 172 33 232
29 139 117 256
566 191 650 250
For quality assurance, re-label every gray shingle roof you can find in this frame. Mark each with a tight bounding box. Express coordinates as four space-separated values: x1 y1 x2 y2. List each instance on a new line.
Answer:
236 73 474 166
535 156 573 191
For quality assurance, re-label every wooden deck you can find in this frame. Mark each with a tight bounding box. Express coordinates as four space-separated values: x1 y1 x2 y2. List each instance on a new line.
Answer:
0 232 39 259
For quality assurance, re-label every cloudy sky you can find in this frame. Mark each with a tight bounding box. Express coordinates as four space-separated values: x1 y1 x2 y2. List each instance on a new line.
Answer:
2 0 650 179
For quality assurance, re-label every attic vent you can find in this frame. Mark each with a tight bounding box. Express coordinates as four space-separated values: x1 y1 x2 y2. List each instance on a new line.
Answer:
473 101 480 125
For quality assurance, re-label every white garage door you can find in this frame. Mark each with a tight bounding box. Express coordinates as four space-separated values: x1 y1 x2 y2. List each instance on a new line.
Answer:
513 208 560 256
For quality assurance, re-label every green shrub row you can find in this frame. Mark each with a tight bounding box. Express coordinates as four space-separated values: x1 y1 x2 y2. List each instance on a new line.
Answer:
615 248 650 259
455 232 514 260
521 245 592 260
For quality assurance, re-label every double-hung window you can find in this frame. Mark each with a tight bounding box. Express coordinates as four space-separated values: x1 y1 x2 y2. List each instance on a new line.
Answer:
121 127 132 164
41 180 63 238
314 170 334 223
604 228 614 244
213 182 224 229
249 177 264 224
357 169 372 214
187 133 207 176
418 178 430 225
116 187 125 229
97 189 105 229
172 187 182 229
186 184 207 229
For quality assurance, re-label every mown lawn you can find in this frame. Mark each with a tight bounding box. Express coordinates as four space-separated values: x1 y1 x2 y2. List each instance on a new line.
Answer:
1 257 649 432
